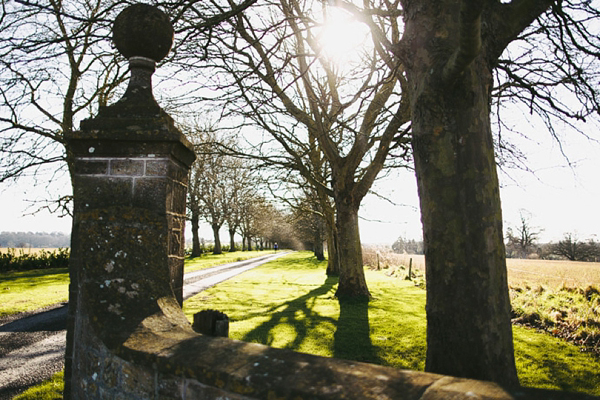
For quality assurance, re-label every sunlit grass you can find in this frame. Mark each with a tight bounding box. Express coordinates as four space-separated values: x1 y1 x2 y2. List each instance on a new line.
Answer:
6 251 600 396
0 251 274 317
185 250 275 273
514 326 600 393
184 251 600 396
13 371 63 400
0 268 69 317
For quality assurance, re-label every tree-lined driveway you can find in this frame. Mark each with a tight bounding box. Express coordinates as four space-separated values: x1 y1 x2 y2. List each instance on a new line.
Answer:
0 252 288 399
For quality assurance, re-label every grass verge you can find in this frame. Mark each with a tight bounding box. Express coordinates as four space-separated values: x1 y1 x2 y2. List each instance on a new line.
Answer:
511 284 600 356
0 251 274 318
12 371 63 400
7 251 600 397
184 250 276 273
0 268 69 317
183 251 600 396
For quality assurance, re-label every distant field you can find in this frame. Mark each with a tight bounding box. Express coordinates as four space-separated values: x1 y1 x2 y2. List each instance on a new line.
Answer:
366 251 600 288
0 247 67 255
506 258 600 287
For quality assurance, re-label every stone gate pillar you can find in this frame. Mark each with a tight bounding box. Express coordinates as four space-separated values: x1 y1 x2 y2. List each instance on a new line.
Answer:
64 5 195 398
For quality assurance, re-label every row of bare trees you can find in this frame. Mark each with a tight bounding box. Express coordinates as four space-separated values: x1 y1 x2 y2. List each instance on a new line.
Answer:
186 128 304 255
174 0 412 300
168 0 600 386
2 0 600 388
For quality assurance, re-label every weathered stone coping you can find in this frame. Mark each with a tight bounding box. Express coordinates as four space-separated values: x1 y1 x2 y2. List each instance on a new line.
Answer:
111 308 596 400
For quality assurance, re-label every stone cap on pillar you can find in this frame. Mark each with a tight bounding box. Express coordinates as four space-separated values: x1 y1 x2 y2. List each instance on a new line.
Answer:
70 4 193 160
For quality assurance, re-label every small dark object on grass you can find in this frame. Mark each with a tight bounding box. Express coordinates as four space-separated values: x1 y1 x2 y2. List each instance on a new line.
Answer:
193 309 229 337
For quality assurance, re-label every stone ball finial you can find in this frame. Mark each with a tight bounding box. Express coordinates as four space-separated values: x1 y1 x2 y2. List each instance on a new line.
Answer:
113 4 174 62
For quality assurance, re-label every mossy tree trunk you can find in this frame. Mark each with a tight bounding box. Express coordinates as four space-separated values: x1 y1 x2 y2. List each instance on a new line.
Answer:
396 0 556 387
333 194 370 301
325 223 340 276
411 61 518 386
313 211 325 260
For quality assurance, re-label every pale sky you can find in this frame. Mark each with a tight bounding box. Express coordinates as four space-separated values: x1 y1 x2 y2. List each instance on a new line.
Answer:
1 122 598 246
3 5 597 248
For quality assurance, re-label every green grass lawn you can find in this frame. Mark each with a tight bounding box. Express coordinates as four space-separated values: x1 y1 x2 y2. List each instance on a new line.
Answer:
183 251 600 396
13 371 63 400
184 250 275 272
0 268 69 317
0 251 272 317
7 250 600 397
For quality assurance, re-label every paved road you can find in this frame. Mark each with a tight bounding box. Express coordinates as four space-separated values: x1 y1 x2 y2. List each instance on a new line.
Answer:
0 252 288 399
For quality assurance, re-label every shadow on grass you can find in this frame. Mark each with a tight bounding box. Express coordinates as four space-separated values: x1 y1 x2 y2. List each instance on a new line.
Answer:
513 329 600 394
0 268 68 284
334 298 383 365
241 276 338 349
239 272 383 365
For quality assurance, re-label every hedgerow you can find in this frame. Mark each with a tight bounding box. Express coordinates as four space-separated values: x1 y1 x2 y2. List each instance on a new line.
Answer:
0 248 70 272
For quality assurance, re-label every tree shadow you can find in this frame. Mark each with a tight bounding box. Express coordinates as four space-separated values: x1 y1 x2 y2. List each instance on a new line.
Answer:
333 298 383 365
241 276 338 350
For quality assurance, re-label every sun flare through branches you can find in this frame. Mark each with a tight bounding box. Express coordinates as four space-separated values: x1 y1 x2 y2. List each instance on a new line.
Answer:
317 4 370 66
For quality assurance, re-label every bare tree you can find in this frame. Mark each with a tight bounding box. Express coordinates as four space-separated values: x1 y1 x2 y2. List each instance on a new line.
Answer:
287 189 327 259
238 194 262 251
176 0 411 300
552 233 600 261
223 158 257 252
266 170 336 266
189 129 243 255
506 211 542 258
0 0 126 197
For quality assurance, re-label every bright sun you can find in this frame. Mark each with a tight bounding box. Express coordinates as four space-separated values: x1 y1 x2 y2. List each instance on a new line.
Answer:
318 7 370 64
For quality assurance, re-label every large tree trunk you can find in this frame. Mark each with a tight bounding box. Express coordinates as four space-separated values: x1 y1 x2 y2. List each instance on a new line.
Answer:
334 199 370 301
404 4 518 385
229 228 236 252
190 209 202 257
212 224 222 255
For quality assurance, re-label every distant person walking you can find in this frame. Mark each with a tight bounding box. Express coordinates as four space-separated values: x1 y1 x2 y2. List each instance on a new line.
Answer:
274 242 278 252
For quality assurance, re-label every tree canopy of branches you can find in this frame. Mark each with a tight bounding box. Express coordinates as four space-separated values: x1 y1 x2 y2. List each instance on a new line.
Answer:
0 0 125 199
175 0 411 300
0 0 258 209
